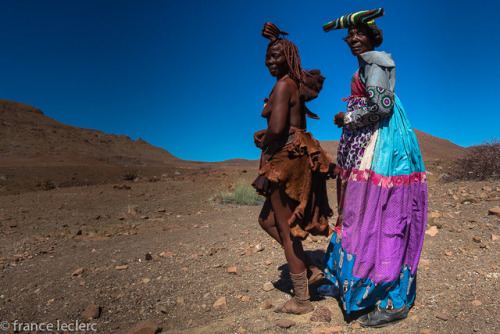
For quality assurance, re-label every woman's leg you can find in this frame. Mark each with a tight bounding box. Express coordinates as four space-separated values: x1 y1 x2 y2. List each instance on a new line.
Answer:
259 193 323 284
269 183 314 314
258 198 283 244
268 183 305 274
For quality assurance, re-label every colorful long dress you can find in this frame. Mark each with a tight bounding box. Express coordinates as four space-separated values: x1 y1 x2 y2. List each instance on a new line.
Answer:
322 51 427 313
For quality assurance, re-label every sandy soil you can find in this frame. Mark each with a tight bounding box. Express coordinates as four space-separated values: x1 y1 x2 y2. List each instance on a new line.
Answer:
0 164 499 334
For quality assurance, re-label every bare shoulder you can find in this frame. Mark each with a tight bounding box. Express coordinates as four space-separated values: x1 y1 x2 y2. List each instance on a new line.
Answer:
272 77 297 97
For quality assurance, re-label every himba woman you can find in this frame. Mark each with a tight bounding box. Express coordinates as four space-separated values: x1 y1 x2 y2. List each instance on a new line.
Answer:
320 9 428 327
252 22 335 314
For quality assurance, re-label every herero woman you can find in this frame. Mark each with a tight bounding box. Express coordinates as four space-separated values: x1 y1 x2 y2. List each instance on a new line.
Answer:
252 22 334 314
320 9 428 327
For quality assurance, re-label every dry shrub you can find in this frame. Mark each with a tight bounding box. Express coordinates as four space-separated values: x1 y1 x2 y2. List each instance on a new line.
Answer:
444 138 499 181
213 181 264 206
36 178 56 191
122 170 139 181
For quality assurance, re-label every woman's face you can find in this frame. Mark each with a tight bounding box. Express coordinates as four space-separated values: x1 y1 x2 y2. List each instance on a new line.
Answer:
265 43 288 78
345 26 374 56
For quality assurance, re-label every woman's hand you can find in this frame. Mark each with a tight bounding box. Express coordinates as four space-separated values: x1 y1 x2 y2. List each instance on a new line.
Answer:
334 112 345 128
253 129 266 148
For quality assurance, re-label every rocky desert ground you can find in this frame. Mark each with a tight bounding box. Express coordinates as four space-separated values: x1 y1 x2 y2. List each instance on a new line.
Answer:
0 99 499 333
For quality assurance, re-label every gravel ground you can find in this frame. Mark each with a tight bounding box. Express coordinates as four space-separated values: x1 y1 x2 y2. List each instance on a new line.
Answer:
0 167 499 334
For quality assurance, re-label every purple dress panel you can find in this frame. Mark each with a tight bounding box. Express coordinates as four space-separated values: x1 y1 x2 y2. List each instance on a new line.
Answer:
342 180 427 282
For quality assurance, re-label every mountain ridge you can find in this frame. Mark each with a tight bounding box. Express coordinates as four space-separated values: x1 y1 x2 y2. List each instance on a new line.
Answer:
0 99 468 167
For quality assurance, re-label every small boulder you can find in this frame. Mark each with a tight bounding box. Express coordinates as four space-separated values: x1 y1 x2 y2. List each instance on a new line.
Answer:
228 267 240 275
488 206 500 217
276 319 296 328
213 297 228 310
263 282 274 291
81 304 101 320
126 320 161 334
71 268 84 276
310 305 332 323
435 312 449 321
425 226 439 237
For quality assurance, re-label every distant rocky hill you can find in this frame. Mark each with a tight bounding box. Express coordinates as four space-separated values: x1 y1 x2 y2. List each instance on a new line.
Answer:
0 98 467 169
0 99 178 167
320 129 468 164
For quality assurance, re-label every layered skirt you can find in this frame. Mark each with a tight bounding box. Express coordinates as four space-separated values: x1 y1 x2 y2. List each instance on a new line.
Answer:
253 129 334 240
322 96 427 313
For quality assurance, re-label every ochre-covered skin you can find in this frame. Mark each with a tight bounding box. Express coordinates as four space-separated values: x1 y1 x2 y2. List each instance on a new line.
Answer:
251 22 333 315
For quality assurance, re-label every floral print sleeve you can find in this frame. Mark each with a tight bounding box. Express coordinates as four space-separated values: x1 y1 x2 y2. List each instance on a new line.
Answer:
344 87 394 129
344 62 395 130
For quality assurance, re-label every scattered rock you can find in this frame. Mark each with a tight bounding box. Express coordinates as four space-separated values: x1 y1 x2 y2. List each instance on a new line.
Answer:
310 305 332 323
429 218 444 229
228 267 240 275
471 300 482 306
145 252 153 261
276 319 296 328
311 326 343 333
263 282 274 291
213 297 228 310
254 244 264 252
472 236 482 243
350 323 361 330
70 228 82 237
428 212 441 218
72 268 84 276
126 319 161 334
260 301 273 309
445 251 453 256
435 312 449 321
240 296 250 302
488 206 500 217
81 304 101 319
492 234 499 241
425 226 439 237
115 265 128 270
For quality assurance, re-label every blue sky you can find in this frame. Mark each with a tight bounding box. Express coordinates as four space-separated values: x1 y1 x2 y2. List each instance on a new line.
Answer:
1 0 499 162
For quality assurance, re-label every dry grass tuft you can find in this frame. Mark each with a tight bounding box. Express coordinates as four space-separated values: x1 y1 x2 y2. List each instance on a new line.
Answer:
214 181 264 206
